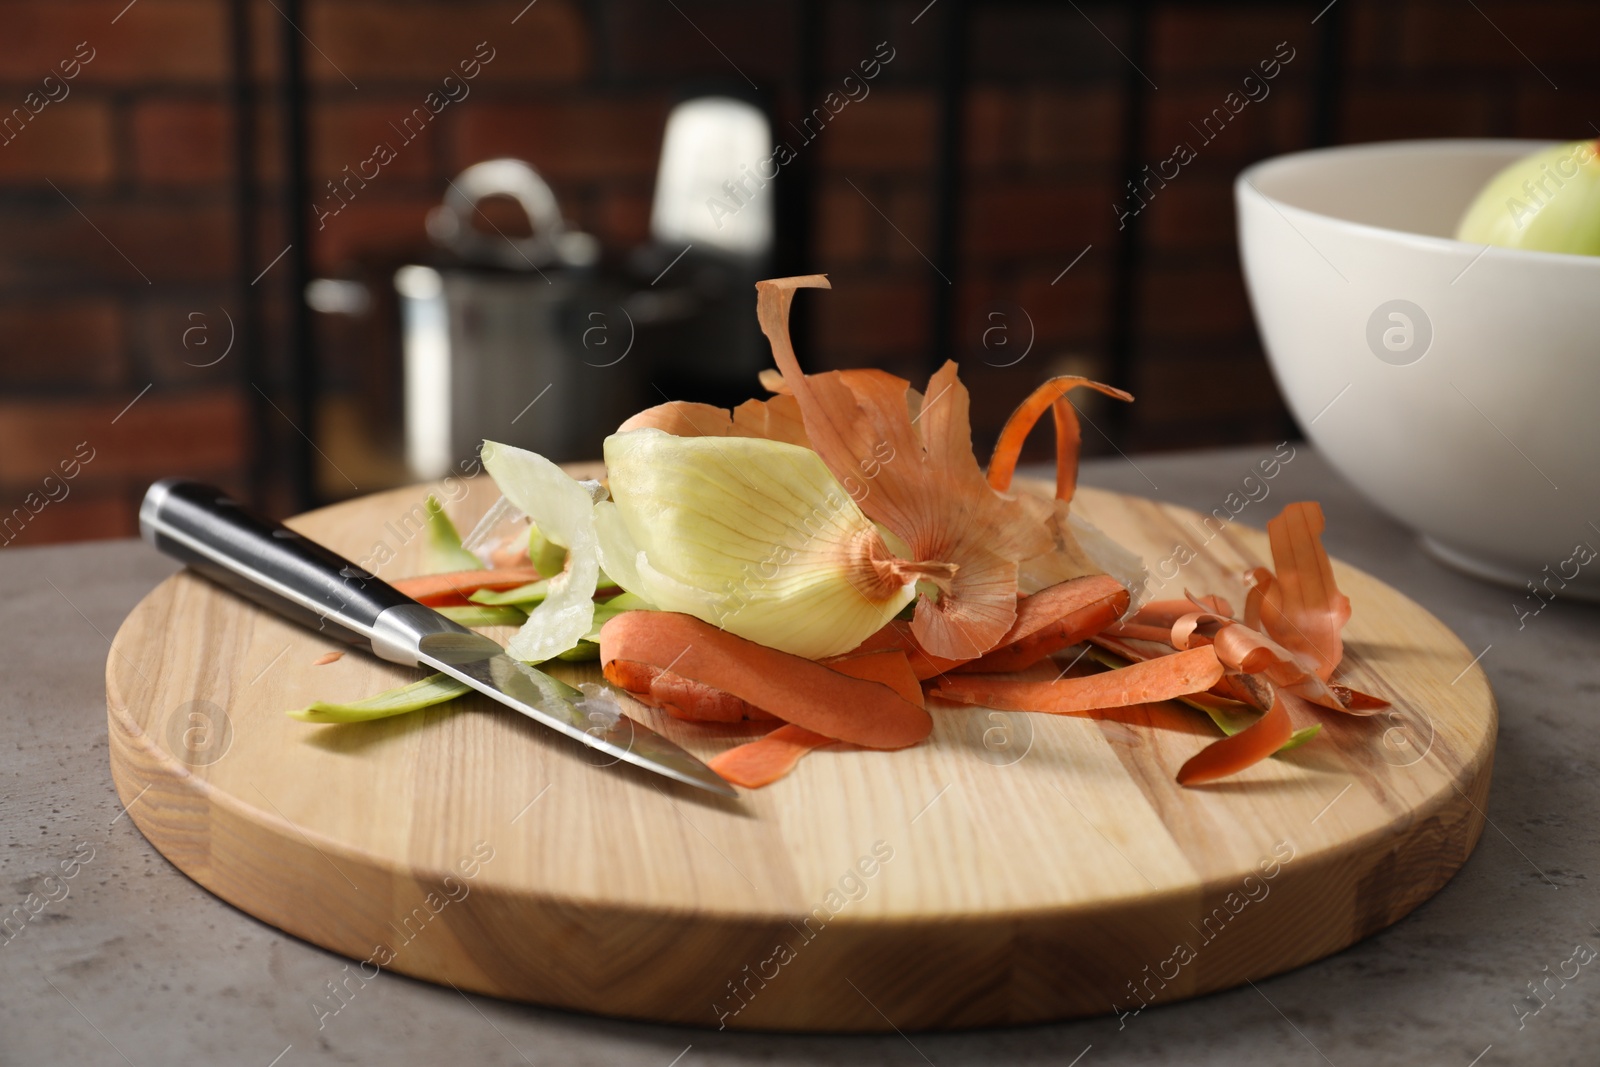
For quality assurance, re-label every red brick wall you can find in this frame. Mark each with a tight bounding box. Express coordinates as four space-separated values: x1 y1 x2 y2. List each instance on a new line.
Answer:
2 0 1595 546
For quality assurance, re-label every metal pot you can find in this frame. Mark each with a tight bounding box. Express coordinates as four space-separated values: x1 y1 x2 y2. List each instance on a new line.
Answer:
396 159 613 478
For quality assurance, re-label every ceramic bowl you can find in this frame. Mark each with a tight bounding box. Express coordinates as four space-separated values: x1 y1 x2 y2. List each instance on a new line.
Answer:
1237 138 1600 603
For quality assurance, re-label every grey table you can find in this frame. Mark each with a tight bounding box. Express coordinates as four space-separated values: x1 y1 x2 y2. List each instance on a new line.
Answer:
3 447 1596 1066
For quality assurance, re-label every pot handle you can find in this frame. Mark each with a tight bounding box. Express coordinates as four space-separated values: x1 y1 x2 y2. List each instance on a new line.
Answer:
426 158 587 270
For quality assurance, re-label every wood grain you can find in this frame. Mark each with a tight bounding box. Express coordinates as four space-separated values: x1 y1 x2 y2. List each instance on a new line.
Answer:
105 476 1495 1031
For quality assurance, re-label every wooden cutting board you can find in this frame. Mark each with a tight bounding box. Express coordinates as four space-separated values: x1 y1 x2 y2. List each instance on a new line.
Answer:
106 475 1495 1032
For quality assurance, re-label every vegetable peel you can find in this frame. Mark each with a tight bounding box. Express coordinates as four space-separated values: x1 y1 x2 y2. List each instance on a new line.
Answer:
1260 501 1350 681
709 724 835 789
756 276 1060 660
288 673 470 723
290 275 1399 794
480 440 601 664
600 610 931 749
986 375 1133 505
956 574 1130 673
423 495 483 574
1177 689 1294 785
931 645 1225 716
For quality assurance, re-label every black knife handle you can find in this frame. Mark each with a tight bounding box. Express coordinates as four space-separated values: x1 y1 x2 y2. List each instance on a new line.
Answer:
138 478 469 664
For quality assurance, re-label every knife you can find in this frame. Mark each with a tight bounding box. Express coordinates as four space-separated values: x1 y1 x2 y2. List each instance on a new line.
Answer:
138 478 737 798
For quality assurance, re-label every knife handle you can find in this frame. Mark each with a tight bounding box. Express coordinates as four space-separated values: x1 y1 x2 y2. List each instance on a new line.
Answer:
138 478 469 666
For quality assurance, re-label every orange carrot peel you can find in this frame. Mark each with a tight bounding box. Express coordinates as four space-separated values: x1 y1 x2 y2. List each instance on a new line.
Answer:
709 724 836 789
983 374 1136 595
931 645 1226 716
986 375 1133 504
636 649 922 787
846 620 969 681
600 657 775 723
698 651 926 788
599 611 931 750
823 648 926 707
1175 611 1382 716
1177 689 1294 785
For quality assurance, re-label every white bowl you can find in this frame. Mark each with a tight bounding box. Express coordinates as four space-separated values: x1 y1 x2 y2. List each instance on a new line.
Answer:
1237 139 1600 602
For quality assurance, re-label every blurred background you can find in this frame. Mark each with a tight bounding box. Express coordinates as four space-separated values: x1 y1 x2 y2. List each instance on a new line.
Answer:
2 0 1594 546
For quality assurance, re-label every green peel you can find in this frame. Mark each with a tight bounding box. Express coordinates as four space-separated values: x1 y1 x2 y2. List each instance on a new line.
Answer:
287 673 470 723
469 579 552 606
435 604 529 627
584 592 651 641
424 495 483 574
528 524 567 579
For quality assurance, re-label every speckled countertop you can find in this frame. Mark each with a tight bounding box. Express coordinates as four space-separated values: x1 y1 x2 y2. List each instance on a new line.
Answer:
2 446 1595 1066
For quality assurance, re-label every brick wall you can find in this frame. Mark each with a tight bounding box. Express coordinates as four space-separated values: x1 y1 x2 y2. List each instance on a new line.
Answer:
2 0 1595 547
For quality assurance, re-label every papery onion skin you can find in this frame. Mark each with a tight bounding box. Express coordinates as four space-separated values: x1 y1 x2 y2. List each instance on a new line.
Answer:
755 276 1055 660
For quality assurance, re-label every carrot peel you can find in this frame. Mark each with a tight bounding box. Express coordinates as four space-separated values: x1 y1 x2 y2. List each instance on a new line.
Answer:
845 620 970 680
708 724 835 788
986 376 1133 503
602 658 774 723
1177 690 1295 785
931 645 1224 716
822 648 925 707
599 611 931 748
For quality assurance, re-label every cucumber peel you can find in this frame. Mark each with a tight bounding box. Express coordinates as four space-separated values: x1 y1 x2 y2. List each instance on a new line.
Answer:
436 604 529 627
424 495 483 574
288 673 471 723
469 579 551 606
528 524 567 579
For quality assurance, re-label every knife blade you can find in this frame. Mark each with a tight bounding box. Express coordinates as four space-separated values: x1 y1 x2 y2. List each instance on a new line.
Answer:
138 478 737 798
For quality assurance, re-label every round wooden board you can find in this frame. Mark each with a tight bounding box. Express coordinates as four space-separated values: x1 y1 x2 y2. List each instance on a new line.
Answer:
106 475 1495 1032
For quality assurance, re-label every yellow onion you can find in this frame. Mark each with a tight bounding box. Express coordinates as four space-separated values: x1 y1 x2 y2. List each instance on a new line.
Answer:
1456 139 1600 255
596 428 951 659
